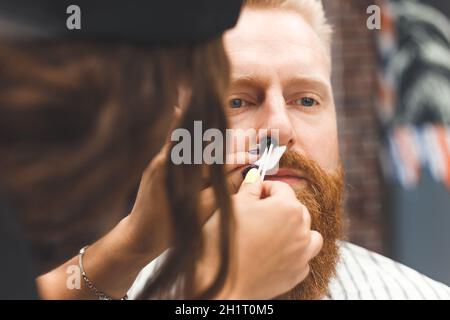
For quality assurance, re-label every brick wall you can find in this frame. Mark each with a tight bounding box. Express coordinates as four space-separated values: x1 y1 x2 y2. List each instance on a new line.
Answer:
323 0 388 254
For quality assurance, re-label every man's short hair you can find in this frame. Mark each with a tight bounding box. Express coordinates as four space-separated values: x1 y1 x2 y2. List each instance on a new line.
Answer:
244 0 333 54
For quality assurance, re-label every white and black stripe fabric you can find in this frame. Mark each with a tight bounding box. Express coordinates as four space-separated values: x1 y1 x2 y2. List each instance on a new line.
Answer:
325 242 450 300
128 241 450 300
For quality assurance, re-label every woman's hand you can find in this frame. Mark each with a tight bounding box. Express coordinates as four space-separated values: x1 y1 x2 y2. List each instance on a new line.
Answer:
196 169 323 300
122 146 219 262
121 147 171 260
37 145 218 300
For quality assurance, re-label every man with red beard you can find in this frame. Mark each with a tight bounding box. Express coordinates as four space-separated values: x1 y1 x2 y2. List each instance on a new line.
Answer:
220 0 450 299
129 0 450 299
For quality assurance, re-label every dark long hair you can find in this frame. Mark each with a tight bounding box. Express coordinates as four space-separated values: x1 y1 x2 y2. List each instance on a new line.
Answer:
0 38 232 299
137 40 233 299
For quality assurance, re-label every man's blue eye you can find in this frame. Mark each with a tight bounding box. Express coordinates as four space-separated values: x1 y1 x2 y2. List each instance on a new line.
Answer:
296 97 317 107
230 98 244 108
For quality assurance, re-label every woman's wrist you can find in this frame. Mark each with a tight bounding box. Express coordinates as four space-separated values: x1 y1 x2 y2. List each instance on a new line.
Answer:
36 211 167 300
118 212 169 265
71 216 162 299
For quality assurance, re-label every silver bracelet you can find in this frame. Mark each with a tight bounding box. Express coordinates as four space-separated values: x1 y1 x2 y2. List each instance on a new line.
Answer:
78 246 128 300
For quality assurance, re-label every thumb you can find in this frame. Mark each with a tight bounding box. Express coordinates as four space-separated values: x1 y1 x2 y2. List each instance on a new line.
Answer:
237 168 263 199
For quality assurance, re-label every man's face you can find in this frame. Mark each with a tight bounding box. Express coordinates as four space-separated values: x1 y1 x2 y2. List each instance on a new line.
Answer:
224 7 343 300
225 8 339 188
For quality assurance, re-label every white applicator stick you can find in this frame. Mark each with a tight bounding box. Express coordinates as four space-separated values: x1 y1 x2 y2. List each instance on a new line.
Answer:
255 144 286 180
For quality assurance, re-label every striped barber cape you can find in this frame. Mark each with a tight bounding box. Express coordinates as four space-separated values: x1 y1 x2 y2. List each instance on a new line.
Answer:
128 241 450 300
326 242 450 300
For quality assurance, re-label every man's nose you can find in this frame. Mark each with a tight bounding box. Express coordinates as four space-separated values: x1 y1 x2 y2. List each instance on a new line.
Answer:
258 93 294 147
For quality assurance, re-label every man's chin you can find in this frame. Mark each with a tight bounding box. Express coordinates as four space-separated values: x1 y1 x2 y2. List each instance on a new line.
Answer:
283 239 341 300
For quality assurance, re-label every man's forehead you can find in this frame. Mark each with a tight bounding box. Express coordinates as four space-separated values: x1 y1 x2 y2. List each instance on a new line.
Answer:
228 50 331 85
224 7 331 80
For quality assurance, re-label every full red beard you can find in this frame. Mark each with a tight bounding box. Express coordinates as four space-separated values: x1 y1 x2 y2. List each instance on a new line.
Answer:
275 151 344 300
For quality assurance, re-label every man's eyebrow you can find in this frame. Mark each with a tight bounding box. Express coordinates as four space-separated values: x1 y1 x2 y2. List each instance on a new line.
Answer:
229 76 268 89
283 75 331 92
230 75 331 94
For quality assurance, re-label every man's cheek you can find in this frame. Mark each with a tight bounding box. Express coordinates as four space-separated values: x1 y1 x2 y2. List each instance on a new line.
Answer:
301 135 338 171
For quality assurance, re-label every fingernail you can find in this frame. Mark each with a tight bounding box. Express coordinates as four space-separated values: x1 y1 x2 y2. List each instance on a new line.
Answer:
241 165 258 179
243 168 260 184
